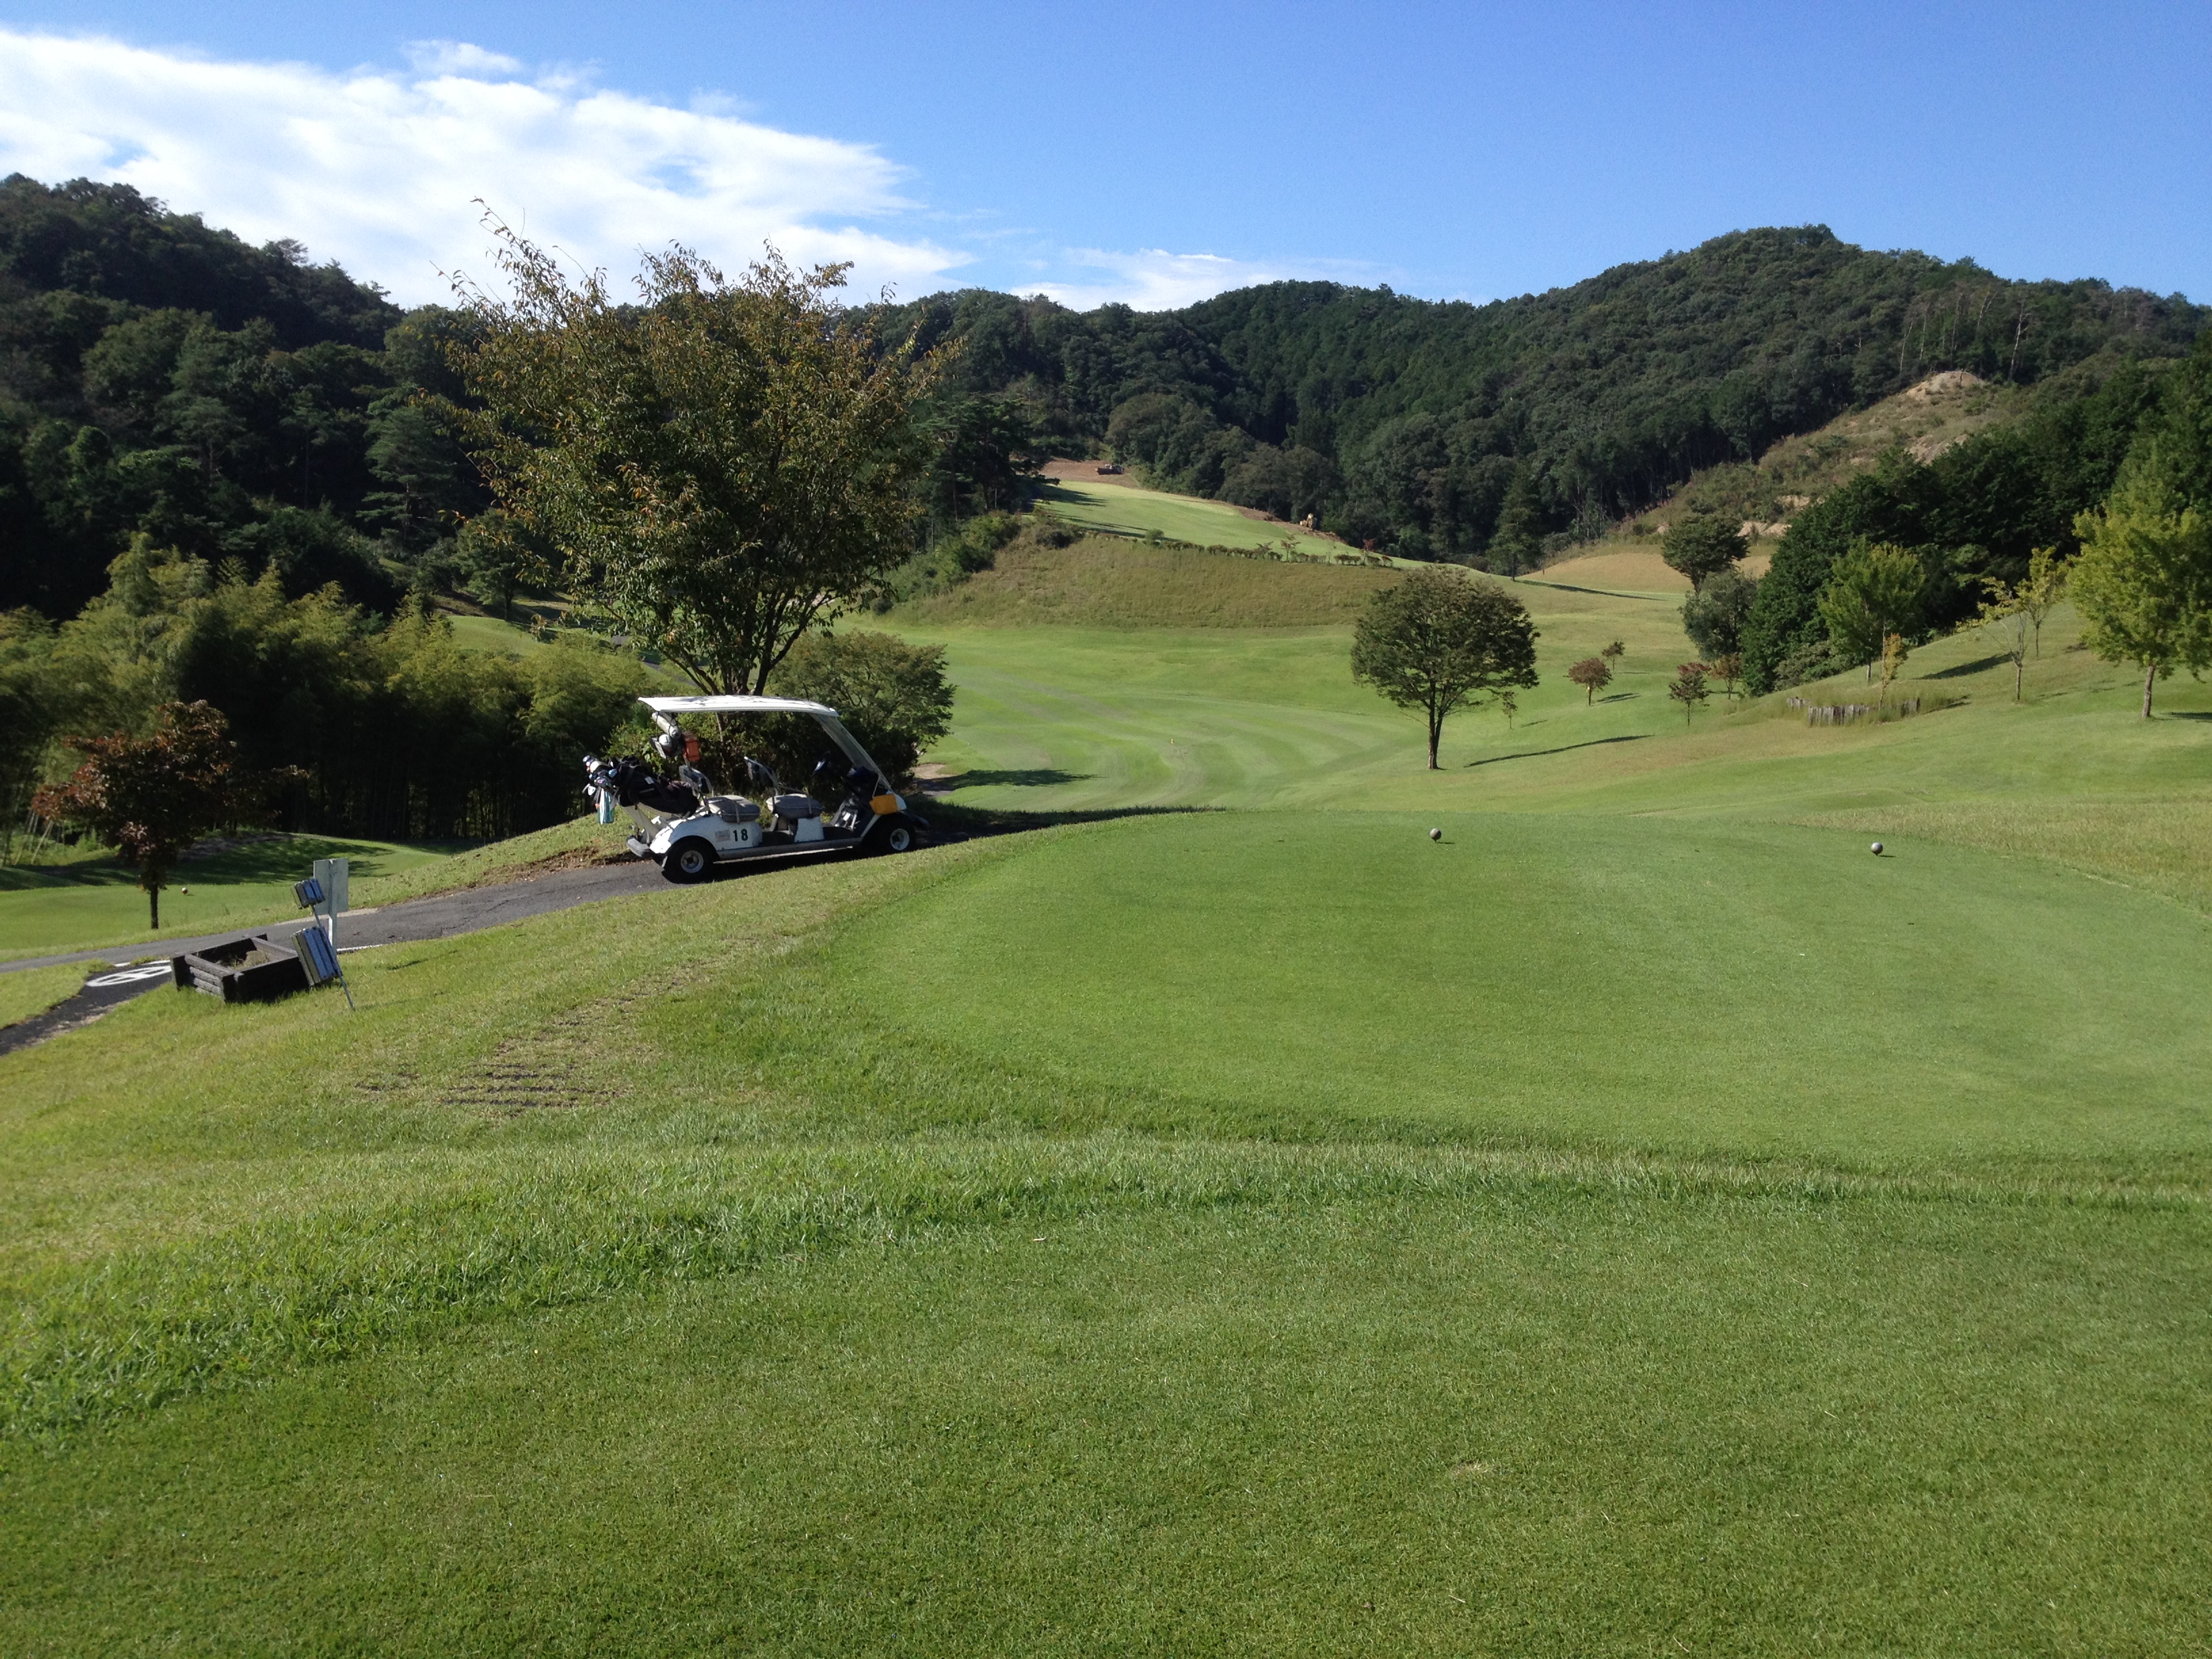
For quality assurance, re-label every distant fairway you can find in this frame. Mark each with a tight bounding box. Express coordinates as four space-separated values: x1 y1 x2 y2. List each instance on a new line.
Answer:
1033 464 1348 556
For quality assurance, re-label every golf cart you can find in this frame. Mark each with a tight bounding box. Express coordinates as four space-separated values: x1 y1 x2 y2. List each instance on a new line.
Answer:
583 695 927 884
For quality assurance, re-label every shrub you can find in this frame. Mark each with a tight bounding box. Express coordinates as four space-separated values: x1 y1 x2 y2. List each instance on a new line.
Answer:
764 629 954 785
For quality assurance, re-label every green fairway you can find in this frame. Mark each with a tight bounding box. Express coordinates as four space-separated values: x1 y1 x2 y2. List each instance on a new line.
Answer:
807 812 2212 1170
9 538 2212 1650
9 1184 2207 1655
3 834 2211 1650
1035 470 1348 557
0 834 455 959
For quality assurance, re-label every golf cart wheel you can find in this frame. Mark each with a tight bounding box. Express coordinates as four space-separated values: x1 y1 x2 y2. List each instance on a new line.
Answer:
878 818 915 855
663 838 716 883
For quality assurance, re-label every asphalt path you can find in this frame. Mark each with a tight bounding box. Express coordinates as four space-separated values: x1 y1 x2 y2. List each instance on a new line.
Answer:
0 859 669 1058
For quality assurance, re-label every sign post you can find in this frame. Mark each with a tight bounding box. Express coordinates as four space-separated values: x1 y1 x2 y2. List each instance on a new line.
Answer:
291 878 354 1010
310 857 349 943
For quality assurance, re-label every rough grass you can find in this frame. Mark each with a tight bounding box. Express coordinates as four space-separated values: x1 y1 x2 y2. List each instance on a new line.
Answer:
891 535 1399 629
348 813 633 907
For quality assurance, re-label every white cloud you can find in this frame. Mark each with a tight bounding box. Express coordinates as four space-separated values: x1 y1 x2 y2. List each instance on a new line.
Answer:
401 40 525 77
0 30 969 306
1023 246 1381 312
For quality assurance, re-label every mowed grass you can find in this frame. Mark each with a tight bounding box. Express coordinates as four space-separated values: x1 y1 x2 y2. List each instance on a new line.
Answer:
0 834 455 960
9 539 2212 1650
5 831 2212 1650
1033 470 1346 556
807 813 2212 1172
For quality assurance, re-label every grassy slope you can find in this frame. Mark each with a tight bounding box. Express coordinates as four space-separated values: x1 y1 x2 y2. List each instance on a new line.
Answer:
7 546 2212 1650
1035 471 1347 556
5 828 2210 1650
891 533 1399 630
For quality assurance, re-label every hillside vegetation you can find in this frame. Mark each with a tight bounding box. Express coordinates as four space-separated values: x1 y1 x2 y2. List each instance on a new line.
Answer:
886 226 2205 558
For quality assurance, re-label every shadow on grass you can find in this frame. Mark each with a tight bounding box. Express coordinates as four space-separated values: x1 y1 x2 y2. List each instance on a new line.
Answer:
1466 735 1651 769
2166 711 2212 722
1513 577 1677 601
1923 653 2014 680
925 768 1094 790
924 800 1219 840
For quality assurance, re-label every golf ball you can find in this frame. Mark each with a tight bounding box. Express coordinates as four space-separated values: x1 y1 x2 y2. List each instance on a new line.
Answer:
1870 841 1884 855
1429 827 1443 841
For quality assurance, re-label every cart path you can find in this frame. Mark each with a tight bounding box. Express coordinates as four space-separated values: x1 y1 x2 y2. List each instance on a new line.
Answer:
0 860 668 1058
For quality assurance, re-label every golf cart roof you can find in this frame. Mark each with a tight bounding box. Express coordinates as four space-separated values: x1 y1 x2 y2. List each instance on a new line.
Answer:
640 695 838 718
638 694 882 777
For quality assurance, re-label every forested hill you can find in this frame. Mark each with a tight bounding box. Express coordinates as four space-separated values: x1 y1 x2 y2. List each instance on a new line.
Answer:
881 226 2207 561
0 177 484 619
4 184 2205 620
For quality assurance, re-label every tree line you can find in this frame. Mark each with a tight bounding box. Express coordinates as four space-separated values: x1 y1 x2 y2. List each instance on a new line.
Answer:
873 226 2205 565
1729 337 2211 696
1 182 990 864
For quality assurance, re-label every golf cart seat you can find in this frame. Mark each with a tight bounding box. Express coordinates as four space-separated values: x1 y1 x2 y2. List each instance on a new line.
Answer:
708 796 760 823
769 793 822 823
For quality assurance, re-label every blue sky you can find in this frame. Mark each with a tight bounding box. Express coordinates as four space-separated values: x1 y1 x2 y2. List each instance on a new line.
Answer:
0 1 2204 310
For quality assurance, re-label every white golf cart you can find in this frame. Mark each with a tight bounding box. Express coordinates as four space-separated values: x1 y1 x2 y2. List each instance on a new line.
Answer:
583 694 927 884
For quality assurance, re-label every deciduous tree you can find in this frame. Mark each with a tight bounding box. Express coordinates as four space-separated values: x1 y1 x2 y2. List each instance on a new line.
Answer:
2070 467 2212 716
32 700 260 928
1668 661 1711 726
1818 541 1927 675
1682 565 1759 659
1351 566 1538 768
1567 655 1612 703
1661 512 1748 590
455 228 943 696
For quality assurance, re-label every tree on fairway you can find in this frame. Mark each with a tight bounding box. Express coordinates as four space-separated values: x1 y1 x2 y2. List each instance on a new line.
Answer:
1601 638 1626 672
455 229 942 695
1708 651 1744 700
2070 467 2212 717
1682 565 1760 659
32 701 255 929
1668 661 1711 726
1818 541 1926 676
1661 512 1748 590
1351 565 1539 767
1567 655 1612 703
